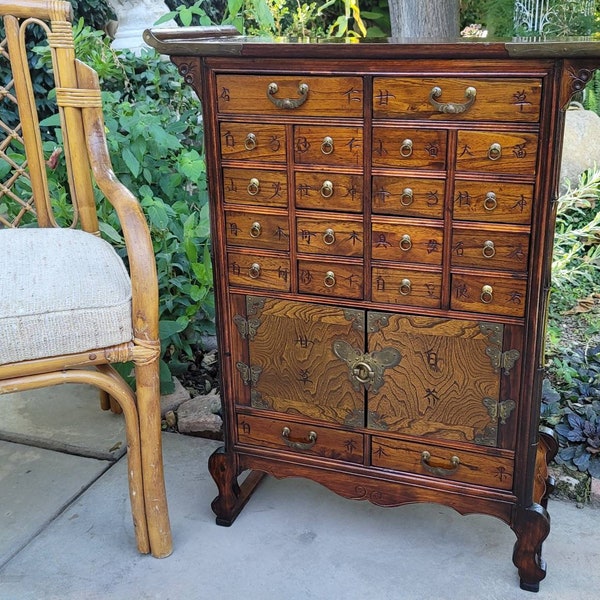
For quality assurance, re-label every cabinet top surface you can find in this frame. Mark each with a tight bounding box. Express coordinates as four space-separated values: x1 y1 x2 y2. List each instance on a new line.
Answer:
145 26 600 60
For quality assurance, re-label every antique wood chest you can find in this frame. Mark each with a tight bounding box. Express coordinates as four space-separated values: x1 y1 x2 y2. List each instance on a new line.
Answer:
146 28 600 592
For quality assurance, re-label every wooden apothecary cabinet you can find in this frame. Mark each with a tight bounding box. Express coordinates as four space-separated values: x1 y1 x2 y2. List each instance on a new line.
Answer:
146 28 600 592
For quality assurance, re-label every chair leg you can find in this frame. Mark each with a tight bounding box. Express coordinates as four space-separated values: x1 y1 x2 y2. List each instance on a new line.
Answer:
99 390 123 414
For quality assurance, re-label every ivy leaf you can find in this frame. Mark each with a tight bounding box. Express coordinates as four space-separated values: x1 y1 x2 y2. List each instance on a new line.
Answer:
122 147 141 177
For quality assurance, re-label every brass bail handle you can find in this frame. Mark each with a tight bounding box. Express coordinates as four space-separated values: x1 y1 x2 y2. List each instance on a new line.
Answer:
429 85 477 114
421 451 460 477
267 82 310 109
281 426 317 450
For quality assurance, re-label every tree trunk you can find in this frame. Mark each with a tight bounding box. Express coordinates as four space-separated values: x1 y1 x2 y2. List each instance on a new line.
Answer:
388 0 460 38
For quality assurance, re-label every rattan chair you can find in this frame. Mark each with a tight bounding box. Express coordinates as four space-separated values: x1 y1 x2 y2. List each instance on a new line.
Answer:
0 0 172 557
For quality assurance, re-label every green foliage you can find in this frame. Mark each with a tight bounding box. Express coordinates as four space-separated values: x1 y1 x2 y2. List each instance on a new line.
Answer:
69 0 115 30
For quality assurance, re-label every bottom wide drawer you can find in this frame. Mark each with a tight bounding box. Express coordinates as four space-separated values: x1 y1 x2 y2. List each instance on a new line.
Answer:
371 437 514 490
237 414 364 464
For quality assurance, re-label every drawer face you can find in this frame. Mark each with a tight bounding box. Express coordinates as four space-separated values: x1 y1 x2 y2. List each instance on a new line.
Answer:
296 217 363 257
227 252 291 291
236 414 364 463
216 75 363 117
456 130 538 175
225 210 290 251
371 437 514 490
453 180 534 224
451 273 527 317
295 171 363 213
372 175 445 218
220 123 286 162
294 125 363 167
451 227 530 272
372 266 442 308
298 259 363 299
372 127 447 169
222 167 288 207
373 77 542 122
371 219 444 265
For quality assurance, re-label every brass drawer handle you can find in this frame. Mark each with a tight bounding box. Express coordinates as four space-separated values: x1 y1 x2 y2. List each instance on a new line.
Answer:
429 85 477 114
244 132 257 150
352 361 375 384
399 278 412 295
481 284 493 303
324 270 336 288
249 221 262 238
323 228 336 245
267 82 309 109
482 240 496 258
488 143 502 161
321 136 334 155
399 234 412 251
248 263 261 279
421 451 460 477
321 180 334 198
400 138 413 157
484 191 498 211
247 178 260 196
281 426 317 450
401 187 414 206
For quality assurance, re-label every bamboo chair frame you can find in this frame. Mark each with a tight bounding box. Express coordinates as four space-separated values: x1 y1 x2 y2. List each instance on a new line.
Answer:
0 0 172 558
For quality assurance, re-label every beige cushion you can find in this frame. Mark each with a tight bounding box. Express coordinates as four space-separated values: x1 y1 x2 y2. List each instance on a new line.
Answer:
0 228 133 365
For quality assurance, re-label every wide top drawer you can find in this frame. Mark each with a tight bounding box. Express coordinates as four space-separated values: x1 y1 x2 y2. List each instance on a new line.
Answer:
373 77 542 122
216 75 363 117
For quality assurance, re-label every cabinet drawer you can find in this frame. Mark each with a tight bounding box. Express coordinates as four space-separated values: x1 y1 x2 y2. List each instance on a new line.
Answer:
222 167 288 207
227 251 291 291
372 127 447 169
293 125 363 167
237 414 364 463
216 75 363 117
372 219 444 265
298 259 363 299
373 77 541 122
451 273 527 317
372 175 445 219
451 227 530 272
453 180 534 224
296 216 363 257
372 266 442 308
295 171 363 213
371 436 514 490
456 130 538 175
220 122 286 162
225 210 290 251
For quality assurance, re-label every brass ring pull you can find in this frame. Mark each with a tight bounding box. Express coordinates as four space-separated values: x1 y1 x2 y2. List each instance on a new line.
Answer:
482 240 496 258
399 234 412 251
429 85 477 114
244 132 257 151
321 136 334 155
248 263 261 279
267 82 309 109
400 139 413 158
247 178 260 196
352 361 375 384
488 143 502 161
321 180 334 198
421 451 460 477
401 187 414 206
399 278 412 295
323 228 336 245
484 191 498 211
249 222 262 238
281 426 317 450
324 270 336 288
481 284 493 303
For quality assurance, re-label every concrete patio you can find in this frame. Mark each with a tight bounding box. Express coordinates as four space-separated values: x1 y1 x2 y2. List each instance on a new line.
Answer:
1 383 599 600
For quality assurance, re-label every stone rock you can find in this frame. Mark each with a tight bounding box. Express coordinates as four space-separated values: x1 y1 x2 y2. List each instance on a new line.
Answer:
590 477 600 509
176 390 223 439
160 377 191 417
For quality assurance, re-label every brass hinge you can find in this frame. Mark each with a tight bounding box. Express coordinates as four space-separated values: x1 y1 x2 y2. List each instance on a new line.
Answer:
233 314 261 340
483 397 517 425
236 361 262 386
486 346 521 374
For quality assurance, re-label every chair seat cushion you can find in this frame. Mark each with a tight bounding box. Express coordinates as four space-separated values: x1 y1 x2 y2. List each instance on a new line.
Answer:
0 228 133 365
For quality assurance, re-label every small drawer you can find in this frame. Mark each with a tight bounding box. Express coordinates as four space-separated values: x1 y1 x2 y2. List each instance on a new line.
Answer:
372 175 445 219
372 127 447 170
222 167 288 207
227 251 291 291
220 122 286 162
296 216 363 257
237 414 364 464
295 171 363 213
293 125 363 167
451 227 530 272
373 77 541 123
456 130 538 175
371 219 444 265
372 266 442 308
371 436 514 490
298 259 363 299
453 180 534 225
451 273 527 317
216 75 363 117
225 210 290 251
